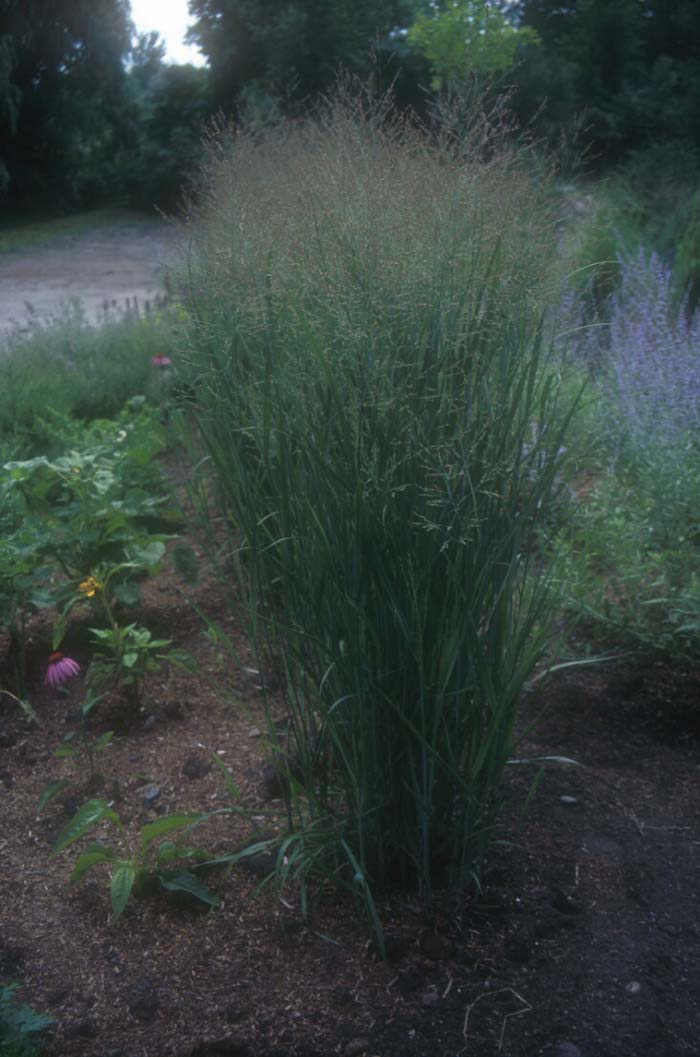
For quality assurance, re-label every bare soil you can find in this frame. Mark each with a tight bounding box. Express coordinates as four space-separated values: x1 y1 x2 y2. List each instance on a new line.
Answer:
1 470 699 1057
0 213 177 338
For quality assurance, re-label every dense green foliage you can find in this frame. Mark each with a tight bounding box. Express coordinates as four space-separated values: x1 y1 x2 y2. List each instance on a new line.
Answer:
512 0 700 162
408 0 540 87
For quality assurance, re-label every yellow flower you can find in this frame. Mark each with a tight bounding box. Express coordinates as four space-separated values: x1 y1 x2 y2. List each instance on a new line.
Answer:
78 576 103 598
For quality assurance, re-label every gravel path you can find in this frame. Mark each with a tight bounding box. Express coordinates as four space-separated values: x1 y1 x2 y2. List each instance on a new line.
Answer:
0 215 179 339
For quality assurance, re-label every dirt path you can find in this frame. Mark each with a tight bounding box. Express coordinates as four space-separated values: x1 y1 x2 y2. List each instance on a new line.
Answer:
0 214 179 339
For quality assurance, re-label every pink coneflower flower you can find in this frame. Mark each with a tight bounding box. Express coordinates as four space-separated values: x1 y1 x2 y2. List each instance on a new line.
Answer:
151 354 172 367
45 652 80 687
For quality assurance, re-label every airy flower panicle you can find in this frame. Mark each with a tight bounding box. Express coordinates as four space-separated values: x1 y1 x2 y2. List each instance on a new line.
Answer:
78 576 103 598
45 652 80 687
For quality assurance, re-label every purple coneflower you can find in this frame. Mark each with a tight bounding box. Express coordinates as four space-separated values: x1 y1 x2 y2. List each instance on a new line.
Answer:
45 652 80 687
151 354 172 367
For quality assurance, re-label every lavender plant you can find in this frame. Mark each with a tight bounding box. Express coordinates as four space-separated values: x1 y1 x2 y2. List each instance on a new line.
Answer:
559 248 700 659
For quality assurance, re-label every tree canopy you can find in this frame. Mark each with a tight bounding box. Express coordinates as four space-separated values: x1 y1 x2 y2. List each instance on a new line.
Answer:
1 0 700 213
407 0 539 88
186 0 415 108
0 0 132 205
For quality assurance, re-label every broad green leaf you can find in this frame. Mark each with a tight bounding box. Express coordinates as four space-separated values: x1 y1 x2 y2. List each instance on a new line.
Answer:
113 581 141 607
38 778 72 812
81 691 104 716
70 843 117 884
159 870 219 907
89 627 113 641
54 744 78 759
156 840 177 864
52 799 119 856
95 730 114 752
52 617 67 651
167 649 198 674
110 862 136 918
17 697 38 723
129 540 166 568
140 813 205 852
173 543 199 585
122 652 138 668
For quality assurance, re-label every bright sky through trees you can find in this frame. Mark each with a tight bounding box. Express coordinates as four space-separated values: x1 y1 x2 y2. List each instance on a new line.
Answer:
129 0 207 65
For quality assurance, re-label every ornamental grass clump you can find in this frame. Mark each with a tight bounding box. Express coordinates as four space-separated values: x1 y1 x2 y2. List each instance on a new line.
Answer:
180 89 575 920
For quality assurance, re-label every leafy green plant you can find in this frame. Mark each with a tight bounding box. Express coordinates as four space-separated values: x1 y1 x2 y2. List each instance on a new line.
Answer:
87 623 177 711
0 405 181 695
2 409 173 582
0 982 53 1057
51 799 217 919
65 558 193 712
39 695 113 812
0 689 39 725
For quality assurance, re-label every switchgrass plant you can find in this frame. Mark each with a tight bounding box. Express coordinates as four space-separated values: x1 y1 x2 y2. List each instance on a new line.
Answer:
181 89 577 921
0 303 173 452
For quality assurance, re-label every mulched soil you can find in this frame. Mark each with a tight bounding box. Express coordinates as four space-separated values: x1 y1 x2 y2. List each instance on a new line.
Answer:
2 511 699 1057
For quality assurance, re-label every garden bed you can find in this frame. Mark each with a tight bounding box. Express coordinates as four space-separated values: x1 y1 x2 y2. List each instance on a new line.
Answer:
2 540 699 1057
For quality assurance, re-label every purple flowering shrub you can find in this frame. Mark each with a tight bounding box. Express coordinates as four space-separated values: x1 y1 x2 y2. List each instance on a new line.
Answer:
559 248 700 659
606 250 700 458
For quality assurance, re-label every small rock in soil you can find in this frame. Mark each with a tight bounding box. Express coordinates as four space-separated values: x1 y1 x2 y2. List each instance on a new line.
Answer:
127 977 159 1022
182 753 211 780
248 727 262 738
60 795 81 818
382 931 409 963
552 890 584 915
344 1038 371 1057
555 1043 583 1057
420 933 453 959
560 795 578 805
0 768 15 788
224 1004 246 1024
143 714 157 731
260 761 287 799
0 726 17 748
397 967 427 995
187 1042 253 1057
139 783 161 808
625 980 642 994
333 987 354 1007
46 987 70 1004
65 1017 98 1039
240 849 277 879
0 944 24 975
